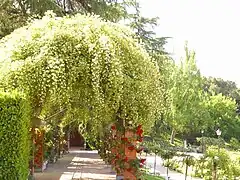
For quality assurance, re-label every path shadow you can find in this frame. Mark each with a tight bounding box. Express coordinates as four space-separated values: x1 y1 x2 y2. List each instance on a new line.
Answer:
34 149 115 180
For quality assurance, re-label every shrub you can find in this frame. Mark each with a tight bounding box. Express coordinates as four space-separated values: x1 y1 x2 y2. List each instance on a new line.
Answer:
163 146 240 179
229 137 240 151
205 146 233 179
196 137 225 151
0 91 31 179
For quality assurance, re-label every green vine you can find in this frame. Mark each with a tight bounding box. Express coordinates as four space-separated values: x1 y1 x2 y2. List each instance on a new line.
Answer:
0 13 162 141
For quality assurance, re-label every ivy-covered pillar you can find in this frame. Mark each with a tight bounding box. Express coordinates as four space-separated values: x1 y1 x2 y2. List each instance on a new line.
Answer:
111 124 124 179
111 123 145 180
30 127 35 177
30 116 42 176
123 130 137 180
34 128 44 172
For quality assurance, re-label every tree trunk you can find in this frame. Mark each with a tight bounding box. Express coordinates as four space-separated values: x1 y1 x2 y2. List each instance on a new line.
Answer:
212 162 217 180
170 129 176 144
185 164 188 180
30 127 35 176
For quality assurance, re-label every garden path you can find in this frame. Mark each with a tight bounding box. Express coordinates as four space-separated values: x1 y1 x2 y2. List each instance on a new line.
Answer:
144 154 202 180
34 148 116 180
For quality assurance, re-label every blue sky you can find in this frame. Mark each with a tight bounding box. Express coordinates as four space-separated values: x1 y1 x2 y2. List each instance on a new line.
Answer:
139 0 240 85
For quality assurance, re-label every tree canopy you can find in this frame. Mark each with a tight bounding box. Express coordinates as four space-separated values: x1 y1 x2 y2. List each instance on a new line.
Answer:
1 0 239 148
0 13 163 137
0 0 135 38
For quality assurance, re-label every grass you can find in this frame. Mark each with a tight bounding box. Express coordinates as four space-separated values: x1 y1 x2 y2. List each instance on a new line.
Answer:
142 174 165 180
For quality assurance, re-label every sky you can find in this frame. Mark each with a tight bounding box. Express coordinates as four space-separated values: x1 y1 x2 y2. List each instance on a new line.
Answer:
139 0 240 85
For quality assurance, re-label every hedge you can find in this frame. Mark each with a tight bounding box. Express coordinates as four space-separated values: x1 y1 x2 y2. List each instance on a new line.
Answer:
0 91 31 179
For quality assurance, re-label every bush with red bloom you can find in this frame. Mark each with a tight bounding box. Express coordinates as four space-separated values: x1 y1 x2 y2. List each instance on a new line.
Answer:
136 147 144 153
104 124 145 178
136 128 143 136
128 145 135 151
138 137 143 142
111 125 116 130
136 125 143 133
121 137 128 142
111 159 116 164
136 124 144 143
140 158 146 164
115 153 120 159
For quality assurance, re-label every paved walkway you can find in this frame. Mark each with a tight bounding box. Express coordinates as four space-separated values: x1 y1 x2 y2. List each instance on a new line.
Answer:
34 149 116 180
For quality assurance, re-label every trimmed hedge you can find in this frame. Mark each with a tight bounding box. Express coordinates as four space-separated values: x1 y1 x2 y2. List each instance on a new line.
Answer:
0 91 31 179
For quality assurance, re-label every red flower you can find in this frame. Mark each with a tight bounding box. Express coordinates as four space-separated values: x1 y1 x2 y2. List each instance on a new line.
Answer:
136 147 144 153
111 159 116 164
121 137 128 141
140 158 146 164
128 145 135 151
140 164 143 168
124 156 128 162
136 129 143 136
137 125 142 130
115 154 120 159
138 137 143 142
111 125 116 130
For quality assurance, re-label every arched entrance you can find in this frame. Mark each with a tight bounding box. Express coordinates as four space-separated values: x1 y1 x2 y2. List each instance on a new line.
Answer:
70 129 84 147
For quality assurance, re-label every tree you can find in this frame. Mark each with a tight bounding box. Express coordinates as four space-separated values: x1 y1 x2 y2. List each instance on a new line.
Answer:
123 1 171 141
166 44 206 143
0 0 135 38
0 0 27 38
0 13 163 138
128 0 169 55
204 93 240 140
203 77 240 100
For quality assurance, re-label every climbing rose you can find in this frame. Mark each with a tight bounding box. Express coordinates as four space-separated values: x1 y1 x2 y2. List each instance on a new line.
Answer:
121 137 128 142
136 147 144 153
111 159 116 164
140 159 146 164
137 125 142 130
136 129 143 136
111 125 116 130
128 145 135 151
138 137 143 142
116 154 120 159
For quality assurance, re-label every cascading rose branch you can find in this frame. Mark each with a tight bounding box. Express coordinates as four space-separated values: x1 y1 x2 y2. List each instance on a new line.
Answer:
0 12 162 142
